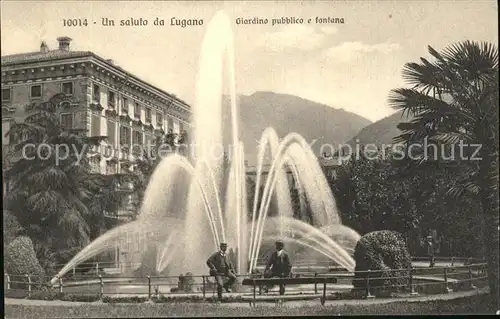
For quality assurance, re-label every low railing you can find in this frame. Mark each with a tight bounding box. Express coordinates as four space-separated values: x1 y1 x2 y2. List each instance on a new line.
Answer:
43 256 485 277
5 262 489 301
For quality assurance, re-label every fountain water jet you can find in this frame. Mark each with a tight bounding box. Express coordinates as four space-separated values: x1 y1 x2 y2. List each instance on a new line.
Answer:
50 10 360 284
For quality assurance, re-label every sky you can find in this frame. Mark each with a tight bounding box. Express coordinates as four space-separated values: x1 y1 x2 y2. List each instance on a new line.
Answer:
1 0 498 122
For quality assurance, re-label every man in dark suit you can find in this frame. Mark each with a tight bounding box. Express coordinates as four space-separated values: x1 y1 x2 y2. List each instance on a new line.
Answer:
264 240 292 295
206 242 237 300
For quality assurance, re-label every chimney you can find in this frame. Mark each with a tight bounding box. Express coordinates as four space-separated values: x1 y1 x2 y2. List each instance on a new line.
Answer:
40 41 49 53
56 36 72 51
106 59 114 65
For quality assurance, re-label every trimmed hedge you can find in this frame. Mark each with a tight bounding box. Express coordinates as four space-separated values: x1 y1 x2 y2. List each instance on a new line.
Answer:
353 230 411 297
5 236 46 289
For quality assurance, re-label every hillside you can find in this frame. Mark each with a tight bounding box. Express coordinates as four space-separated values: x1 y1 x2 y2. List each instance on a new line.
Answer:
220 91 371 166
344 110 413 148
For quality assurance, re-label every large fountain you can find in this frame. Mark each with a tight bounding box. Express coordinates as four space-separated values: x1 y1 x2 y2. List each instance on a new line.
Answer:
50 11 360 285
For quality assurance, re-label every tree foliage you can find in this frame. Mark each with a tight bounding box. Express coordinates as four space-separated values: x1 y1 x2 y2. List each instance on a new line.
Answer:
4 93 129 268
388 40 498 303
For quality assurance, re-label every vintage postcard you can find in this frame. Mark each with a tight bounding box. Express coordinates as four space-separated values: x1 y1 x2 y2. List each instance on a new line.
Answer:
2 0 498 317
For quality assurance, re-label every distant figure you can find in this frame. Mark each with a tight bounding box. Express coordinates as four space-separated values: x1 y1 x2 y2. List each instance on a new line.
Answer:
426 236 435 267
264 240 292 295
206 242 237 300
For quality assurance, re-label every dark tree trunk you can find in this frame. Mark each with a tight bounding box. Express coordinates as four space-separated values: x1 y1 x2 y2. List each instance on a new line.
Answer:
479 149 499 306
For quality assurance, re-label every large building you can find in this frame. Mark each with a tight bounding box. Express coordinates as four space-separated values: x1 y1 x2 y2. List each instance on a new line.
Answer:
2 36 190 169
2 37 191 213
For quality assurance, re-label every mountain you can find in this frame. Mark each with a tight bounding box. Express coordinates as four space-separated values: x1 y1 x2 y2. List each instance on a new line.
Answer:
344 110 413 148
220 91 371 166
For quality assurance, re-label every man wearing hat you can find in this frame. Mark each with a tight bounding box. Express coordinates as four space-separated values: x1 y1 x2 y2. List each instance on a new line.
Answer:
264 240 292 295
206 242 237 300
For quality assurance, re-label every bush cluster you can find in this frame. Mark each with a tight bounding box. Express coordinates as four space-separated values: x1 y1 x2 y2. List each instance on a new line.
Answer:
5 236 46 289
353 230 412 297
3 211 23 249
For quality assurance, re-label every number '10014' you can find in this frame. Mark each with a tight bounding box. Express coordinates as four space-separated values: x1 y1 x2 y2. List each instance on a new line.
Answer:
63 19 88 27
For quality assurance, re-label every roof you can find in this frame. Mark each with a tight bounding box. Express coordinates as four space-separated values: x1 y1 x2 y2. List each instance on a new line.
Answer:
1 49 191 110
1 50 92 65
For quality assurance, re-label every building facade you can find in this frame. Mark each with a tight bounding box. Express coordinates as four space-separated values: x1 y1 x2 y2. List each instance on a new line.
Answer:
2 37 191 207
2 37 190 171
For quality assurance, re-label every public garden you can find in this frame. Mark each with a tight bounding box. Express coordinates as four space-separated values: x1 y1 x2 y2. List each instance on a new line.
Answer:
3 12 499 318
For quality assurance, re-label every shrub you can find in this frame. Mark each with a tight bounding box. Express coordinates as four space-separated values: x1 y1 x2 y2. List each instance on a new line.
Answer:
5 236 46 289
59 293 101 302
353 230 411 297
26 290 64 300
183 272 196 292
102 296 148 303
3 211 23 249
133 245 158 277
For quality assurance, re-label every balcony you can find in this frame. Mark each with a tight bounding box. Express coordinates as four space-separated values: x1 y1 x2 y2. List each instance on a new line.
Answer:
89 99 103 112
105 109 118 118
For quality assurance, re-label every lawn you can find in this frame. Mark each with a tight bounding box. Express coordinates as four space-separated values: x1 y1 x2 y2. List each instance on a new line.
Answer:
4 294 496 318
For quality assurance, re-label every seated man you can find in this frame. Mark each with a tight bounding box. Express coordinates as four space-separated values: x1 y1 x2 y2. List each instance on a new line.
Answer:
264 240 292 295
206 242 237 300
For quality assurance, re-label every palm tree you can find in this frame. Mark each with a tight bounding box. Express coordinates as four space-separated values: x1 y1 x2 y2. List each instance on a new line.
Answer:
389 41 498 304
4 93 129 267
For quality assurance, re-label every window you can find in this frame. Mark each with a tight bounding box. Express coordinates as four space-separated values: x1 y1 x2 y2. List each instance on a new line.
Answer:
122 97 128 113
157 113 163 126
106 161 117 175
134 103 140 118
145 108 152 122
62 82 73 95
132 130 143 144
107 120 116 146
108 90 115 108
2 120 11 145
91 114 101 136
179 122 184 134
30 85 42 98
167 117 174 131
74 111 86 130
2 88 12 102
60 113 73 130
93 84 100 102
119 126 131 146
90 157 100 173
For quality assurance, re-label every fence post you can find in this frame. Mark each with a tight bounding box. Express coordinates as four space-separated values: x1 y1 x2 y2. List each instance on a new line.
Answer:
365 270 374 299
443 266 452 293
147 275 151 300
6 273 10 290
96 262 99 274
99 275 104 299
57 277 63 293
314 272 318 294
408 266 418 296
202 276 206 300
468 265 477 289
26 274 32 297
